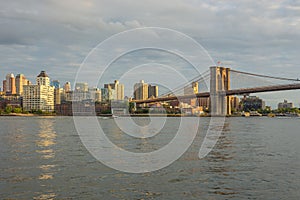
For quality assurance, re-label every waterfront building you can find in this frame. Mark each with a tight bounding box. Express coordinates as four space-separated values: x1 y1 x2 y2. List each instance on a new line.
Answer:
101 87 115 102
241 96 265 111
16 74 30 95
2 80 6 93
64 81 71 92
278 99 294 109
104 80 124 100
73 82 89 102
134 80 148 100
75 82 88 92
148 85 158 98
23 71 55 112
51 80 60 89
0 95 22 110
88 87 101 102
4 73 16 95
54 88 64 105
64 91 73 102
111 100 128 115
230 96 240 111
183 81 198 106
184 82 198 95
198 97 210 110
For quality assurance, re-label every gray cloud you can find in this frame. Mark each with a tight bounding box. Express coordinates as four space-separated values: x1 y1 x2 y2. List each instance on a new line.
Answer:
0 0 299 107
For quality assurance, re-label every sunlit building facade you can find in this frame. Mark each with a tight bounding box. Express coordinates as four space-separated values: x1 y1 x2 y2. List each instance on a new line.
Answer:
16 74 30 95
134 80 148 100
23 71 55 112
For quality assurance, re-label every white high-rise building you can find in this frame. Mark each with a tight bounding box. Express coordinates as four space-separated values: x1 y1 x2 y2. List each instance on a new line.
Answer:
23 71 55 112
88 87 101 102
104 80 124 101
75 82 88 92
64 81 71 92
134 80 148 100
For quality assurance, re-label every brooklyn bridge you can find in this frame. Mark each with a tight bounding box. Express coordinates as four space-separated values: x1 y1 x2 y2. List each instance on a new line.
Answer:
132 66 300 116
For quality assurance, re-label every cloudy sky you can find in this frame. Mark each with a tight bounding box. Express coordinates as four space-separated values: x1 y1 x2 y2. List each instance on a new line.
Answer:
0 0 300 107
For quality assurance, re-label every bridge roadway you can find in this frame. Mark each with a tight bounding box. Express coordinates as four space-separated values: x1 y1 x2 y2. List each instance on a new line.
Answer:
132 83 300 104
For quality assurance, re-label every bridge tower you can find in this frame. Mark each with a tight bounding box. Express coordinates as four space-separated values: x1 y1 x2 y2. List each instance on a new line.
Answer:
210 66 231 116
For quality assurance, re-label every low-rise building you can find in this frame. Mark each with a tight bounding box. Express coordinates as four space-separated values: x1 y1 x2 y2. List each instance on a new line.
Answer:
241 96 265 111
278 99 294 109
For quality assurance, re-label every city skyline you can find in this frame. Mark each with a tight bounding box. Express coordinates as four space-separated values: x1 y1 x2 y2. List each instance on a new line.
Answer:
0 1 300 107
1 69 298 110
0 71 158 99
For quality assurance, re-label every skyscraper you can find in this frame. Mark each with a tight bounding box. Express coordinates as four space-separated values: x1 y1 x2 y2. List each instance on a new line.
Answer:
134 80 148 100
54 88 64 105
5 73 16 95
16 74 29 95
101 88 109 102
104 80 124 100
88 87 101 102
183 81 198 106
23 71 55 112
183 82 198 95
2 80 6 93
75 82 88 92
51 80 60 89
148 85 158 98
64 81 71 92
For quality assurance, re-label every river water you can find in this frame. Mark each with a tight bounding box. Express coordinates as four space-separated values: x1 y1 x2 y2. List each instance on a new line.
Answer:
0 116 299 199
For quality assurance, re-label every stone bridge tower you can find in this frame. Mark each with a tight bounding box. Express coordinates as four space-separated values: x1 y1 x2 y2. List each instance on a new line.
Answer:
210 66 231 116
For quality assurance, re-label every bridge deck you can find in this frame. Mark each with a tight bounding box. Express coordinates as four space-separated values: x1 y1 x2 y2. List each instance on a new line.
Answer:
132 83 300 104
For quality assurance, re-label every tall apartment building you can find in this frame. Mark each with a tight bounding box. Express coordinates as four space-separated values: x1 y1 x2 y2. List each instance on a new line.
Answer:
23 71 55 112
104 80 124 100
3 73 16 94
134 80 148 100
16 74 30 95
75 82 88 92
148 85 158 98
230 96 240 111
88 87 101 102
2 80 6 93
183 81 198 106
51 80 60 89
183 82 198 95
54 88 64 105
64 81 71 92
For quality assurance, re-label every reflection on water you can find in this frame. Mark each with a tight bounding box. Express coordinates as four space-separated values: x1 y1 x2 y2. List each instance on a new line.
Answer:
1 117 300 199
204 122 239 196
34 193 56 200
35 118 57 199
207 122 234 162
36 149 55 159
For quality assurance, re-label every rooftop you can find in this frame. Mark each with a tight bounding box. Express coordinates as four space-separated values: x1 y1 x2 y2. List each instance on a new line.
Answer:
37 71 49 78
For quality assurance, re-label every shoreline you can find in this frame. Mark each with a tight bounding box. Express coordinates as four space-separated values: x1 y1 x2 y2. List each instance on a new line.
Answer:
1 113 299 118
0 113 55 117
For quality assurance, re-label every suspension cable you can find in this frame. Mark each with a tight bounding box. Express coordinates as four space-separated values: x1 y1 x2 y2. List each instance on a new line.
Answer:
159 70 210 97
231 70 300 82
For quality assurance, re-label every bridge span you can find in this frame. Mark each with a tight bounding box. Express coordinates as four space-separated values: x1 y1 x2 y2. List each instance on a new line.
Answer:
131 66 300 116
132 83 300 104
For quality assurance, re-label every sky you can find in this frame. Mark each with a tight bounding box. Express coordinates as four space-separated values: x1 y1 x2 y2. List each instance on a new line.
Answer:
0 0 300 107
